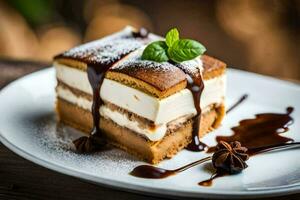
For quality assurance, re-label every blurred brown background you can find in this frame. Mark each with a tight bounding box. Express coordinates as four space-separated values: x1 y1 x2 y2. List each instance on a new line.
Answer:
0 0 299 80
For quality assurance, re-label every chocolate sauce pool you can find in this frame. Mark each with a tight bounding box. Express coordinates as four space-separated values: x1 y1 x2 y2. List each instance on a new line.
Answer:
202 107 295 186
130 156 211 178
198 173 224 187
207 107 294 152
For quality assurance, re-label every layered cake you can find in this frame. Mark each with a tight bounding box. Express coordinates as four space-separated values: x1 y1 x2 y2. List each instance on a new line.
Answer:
54 26 226 163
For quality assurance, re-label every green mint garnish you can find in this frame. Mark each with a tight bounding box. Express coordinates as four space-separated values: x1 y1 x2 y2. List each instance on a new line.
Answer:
141 28 206 63
168 39 206 63
165 28 179 47
141 41 169 62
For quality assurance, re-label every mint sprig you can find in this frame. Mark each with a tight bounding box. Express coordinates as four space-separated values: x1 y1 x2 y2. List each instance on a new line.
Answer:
141 41 168 62
165 28 179 47
141 28 206 63
168 39 206 63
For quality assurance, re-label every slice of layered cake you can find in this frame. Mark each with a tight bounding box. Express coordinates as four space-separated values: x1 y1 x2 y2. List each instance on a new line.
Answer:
54 26 226 164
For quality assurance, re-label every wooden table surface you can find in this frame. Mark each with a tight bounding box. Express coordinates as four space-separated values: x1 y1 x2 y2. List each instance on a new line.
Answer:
0 58 299 200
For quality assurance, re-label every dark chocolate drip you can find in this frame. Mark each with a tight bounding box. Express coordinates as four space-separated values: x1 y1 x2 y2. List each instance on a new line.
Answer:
198 172 225 187
185 74 207 151
164 60 207 152
185 93 250 153
132 28 149 38
248 141 300 155
88 66 105 134
72 64 114 152
226 94 248 114
73 31 149 153
207 107 294 153
130 156 211 179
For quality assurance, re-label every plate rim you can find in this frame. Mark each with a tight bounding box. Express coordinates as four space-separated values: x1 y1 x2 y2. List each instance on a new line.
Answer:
0 67 300 199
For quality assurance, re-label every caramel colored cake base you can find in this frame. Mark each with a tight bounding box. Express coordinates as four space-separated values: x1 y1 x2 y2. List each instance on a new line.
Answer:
56 98 225 164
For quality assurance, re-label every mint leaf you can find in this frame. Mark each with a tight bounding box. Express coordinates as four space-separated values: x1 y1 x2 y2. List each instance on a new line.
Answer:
141 41 169 62
141 28 207 63
165 28 179 47
168 39 206 63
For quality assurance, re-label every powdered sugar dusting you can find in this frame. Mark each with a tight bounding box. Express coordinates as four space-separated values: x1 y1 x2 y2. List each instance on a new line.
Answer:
56 27 146 66
114 57 177 73
34 115 141 176
112 48 177 73
176 57 203 78
56 26 203 80
60 39 143 66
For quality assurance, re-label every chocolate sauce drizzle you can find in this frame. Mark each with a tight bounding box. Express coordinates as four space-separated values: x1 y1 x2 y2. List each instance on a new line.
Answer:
208 107 294 152
185 74 207 151
73 64 110 152
165 59 208 152
72 29 150 152
201 107 296 186
198 173 224 187
132 28 149 38
130 107 298 187
130 140 300 180
226 94 248 114
130 156 211 179
179 93 250 152
247 141 300 155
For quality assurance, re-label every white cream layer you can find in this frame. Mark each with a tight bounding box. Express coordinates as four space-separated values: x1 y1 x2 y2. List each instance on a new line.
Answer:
100 106 167 141
58 85 203 141
57 86 167 141
55 63 225 125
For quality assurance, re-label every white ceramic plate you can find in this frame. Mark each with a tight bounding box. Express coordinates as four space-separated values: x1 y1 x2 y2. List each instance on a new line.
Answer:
0 68 299 199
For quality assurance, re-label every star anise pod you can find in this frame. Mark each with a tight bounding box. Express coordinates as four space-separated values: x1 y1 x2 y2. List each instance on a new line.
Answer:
73 134 107 153
212 141 249 174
